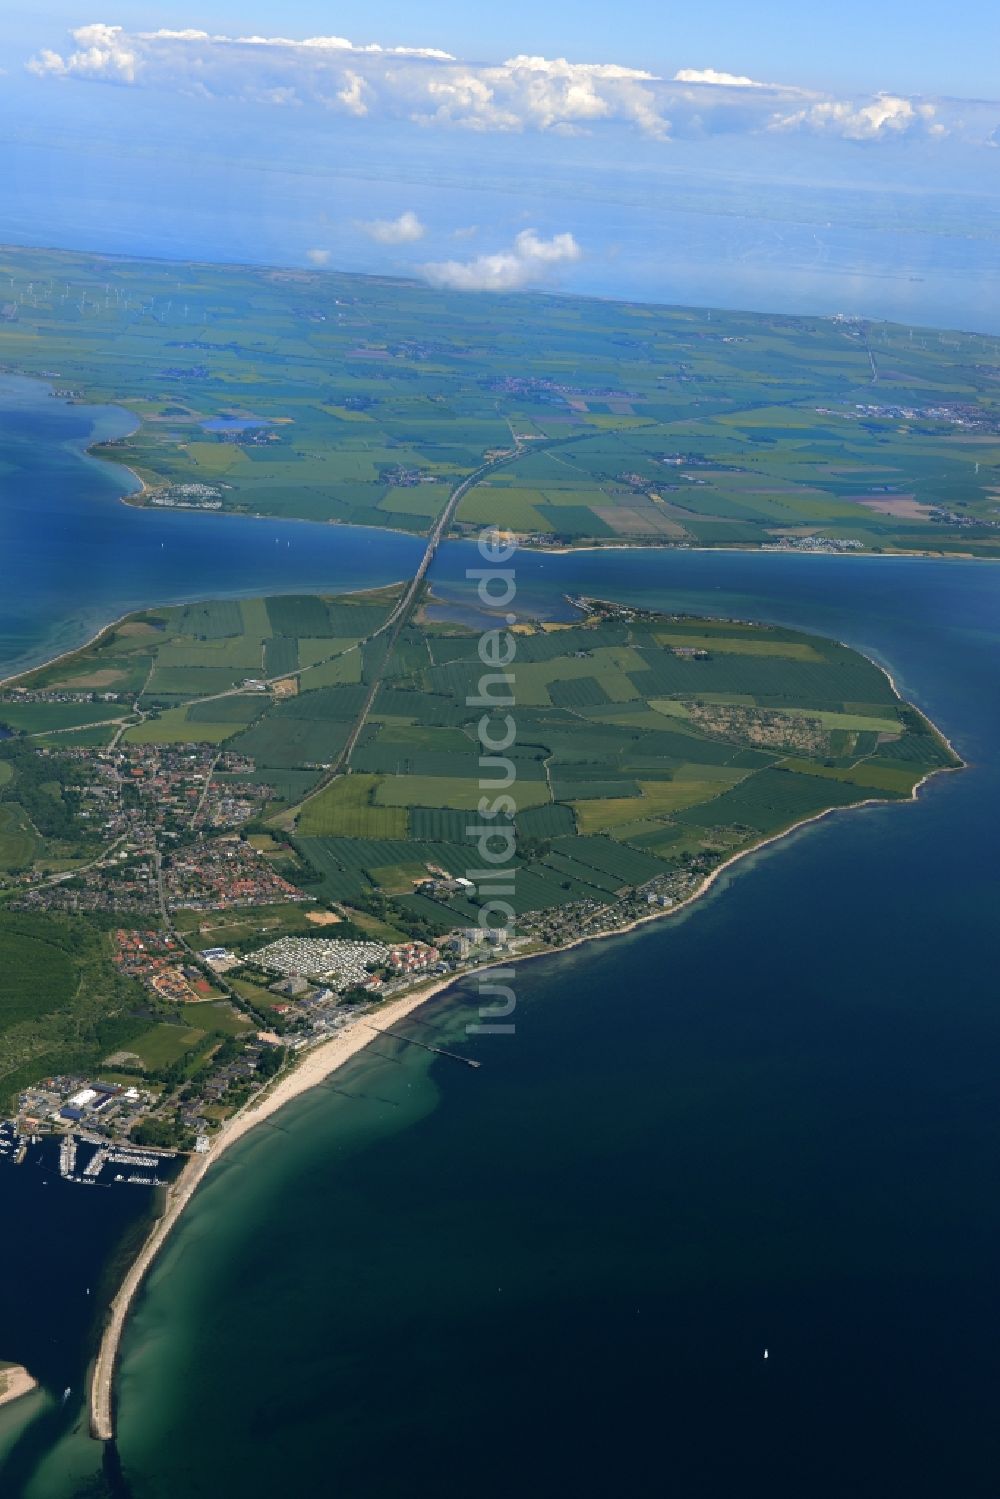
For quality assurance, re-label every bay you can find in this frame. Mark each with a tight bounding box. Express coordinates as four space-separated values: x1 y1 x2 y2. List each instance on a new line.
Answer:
0 375 424 681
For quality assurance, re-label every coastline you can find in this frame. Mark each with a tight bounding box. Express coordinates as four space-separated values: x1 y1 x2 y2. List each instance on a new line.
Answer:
88 726 965 1442
0 1364 38 1410
1 475 961 1440
88 977 459 1442
41 583 957 1440
26 368 1000 569
0 609 139 691
114 479 994 566
0 579 410 692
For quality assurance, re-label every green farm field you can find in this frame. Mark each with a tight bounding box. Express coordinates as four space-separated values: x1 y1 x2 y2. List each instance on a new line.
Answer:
2 585 962 946
128 1023 206 1071
1 243 1000 555
283 600 957 924
29 587 947 929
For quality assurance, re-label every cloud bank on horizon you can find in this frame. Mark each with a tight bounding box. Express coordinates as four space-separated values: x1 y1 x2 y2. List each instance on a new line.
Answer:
27 22 987 144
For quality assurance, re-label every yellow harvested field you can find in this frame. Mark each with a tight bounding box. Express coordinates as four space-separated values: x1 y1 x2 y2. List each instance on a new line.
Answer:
124 710 237 745
651 634 823 660
52 668 126 689
573 779 727 833
297 774 408 838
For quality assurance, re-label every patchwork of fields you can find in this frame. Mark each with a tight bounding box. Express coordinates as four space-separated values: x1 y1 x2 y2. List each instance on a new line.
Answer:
8 593 959 939
1 244 1000 555
9 588 399 756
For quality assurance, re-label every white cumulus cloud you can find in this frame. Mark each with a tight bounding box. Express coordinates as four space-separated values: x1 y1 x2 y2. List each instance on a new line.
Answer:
422 228 582 291
27 25 672 137
28 22 141 83
25 25 963 144
337 70 369 116
305 247 332 266
674 68 773 89
357 211 426 245
772 92 941 139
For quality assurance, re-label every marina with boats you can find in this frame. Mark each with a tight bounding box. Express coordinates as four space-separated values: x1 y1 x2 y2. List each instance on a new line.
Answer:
0 1122 172 1190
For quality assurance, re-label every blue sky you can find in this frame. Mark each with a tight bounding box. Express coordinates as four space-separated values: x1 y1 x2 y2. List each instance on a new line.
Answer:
2 5 999 326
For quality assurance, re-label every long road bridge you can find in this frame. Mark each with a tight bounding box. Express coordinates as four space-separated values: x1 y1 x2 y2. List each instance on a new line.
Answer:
289 436 564 814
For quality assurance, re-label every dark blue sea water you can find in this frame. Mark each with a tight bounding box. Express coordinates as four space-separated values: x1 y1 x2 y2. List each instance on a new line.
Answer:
2 380 1000 1497
0 1139 161 1489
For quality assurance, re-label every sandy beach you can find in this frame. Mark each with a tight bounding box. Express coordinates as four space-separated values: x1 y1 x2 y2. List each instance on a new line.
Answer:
0 1363 38 1409
89 976 458 1441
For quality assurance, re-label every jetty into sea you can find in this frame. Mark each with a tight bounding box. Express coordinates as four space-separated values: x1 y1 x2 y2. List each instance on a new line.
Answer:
365 1025 481 1069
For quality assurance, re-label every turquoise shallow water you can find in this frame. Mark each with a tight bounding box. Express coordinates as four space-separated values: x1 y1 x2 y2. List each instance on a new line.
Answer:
3 380 1000 1497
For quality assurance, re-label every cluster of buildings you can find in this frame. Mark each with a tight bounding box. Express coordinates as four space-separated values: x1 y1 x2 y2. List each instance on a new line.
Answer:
925 506 995 530
1 686 122 706
485 375 640 406
17 1072 159 1141
247 935 440 993
385 941 442 977
111 928 216 1004
192 775 273 831
511 857 733 954
25 744 268 846
13 1030 293 1152
14 854 159 916
146 481 224 510
165 836 307 912
415 873 476 900
442 929 510 960
186 1038 286 1120
384 465 437 488
9 744 282 911
762 536 865 553
54 1082 134 1124
848 401 1000 435
111 746 264 834
213 426 280 448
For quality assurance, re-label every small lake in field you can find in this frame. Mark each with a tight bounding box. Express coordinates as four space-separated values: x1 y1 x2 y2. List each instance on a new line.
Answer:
199 416 272 433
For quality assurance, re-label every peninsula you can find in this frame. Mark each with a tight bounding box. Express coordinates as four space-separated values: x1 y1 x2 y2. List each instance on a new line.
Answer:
0 548 962 1439
0 1363 37 1410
